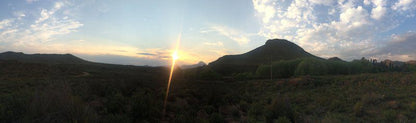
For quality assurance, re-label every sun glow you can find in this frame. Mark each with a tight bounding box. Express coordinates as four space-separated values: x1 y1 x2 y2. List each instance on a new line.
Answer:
172 51 179 60
163 33 181 118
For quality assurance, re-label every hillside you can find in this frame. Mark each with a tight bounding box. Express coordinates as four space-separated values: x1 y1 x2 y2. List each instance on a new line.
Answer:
181 61 207 69
0 51 91 64
208 39 319 74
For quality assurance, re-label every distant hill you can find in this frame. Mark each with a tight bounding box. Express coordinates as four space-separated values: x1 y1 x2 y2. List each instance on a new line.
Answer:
181 61 206 69
208 39 319 74
407 60 416 65
328 57 345 62
0 51 91 64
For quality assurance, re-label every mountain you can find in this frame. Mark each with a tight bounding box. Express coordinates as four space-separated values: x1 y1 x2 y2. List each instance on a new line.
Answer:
181 61 207 69
208 39 319 74
407 60 416 65
328 57 345 62
0 51 91 64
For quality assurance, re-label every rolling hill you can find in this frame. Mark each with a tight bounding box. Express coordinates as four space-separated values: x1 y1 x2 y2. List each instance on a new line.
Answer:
208 39 319 74
0 51 91 64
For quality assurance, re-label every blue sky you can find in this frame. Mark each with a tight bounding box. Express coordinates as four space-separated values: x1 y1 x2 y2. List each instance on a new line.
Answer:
0 0 415 66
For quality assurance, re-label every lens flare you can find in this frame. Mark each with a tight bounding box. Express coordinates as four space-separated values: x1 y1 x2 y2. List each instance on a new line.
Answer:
172 51 179 60
163 33 181 118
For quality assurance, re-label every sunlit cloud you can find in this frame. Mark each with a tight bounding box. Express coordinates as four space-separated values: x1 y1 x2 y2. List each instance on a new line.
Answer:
203 41 224 47
209 25 251 45
252 0 416 61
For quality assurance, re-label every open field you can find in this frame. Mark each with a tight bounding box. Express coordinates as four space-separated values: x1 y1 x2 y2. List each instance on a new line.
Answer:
1 61 416 122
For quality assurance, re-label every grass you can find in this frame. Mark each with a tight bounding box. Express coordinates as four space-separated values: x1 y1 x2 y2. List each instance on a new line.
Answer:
1 61 416 122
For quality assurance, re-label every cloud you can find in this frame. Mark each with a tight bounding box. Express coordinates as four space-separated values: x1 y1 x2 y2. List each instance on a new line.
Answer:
203 41 224 47
35 2 66 24
373 32 416 60
252 0 276 23
13 11 26 19
0 19 13 30
210 25 250 45
361 31 416 61
252 0 412 60
363 0 387 20
309 0 334 6
77 54 169 66
0 1 83 46
137 53 157 56
392 0 416 11
26 0 39 3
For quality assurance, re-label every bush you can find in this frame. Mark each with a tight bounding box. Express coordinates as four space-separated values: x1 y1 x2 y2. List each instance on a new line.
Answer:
209 113 224 123
199 68 222 80
233 72 256 80
353 102 364 117
274 116 291 123
265 96 294 123
294 58 328 76
256 58 303 79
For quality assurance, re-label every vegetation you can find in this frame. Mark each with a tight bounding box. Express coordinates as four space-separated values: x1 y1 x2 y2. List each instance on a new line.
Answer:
2 60 416 122
256 57 416 79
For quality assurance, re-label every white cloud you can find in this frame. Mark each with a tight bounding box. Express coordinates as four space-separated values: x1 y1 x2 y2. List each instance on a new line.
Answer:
364 0 388 20
0 19 13 30
364 0 371 5
309 0 335 6
26 0 39 3
35 2 66 24
392 0 415 11
371 6 387 20
252 0 276 24
210 25 251 45
0 1 83 49
252 0 411 60
203 41 224 47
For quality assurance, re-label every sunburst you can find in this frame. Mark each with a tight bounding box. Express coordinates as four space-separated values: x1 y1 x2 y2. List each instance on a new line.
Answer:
163 33 181 118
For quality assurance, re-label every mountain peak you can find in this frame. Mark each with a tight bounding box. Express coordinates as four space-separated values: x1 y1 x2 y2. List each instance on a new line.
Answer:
265 38 290 45
181 61 207 69
208 39 319 74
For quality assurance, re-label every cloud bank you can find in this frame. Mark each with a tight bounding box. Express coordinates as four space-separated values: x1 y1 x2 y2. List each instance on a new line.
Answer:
252 0 416 61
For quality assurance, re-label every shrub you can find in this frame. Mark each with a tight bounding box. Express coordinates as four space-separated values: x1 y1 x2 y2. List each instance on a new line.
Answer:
209 113 224 123
199 68 222 80
353 102 364 117
233 72 256 80
294 58 328 76
274 116 291 123
410 102 416 111
265 96 294 122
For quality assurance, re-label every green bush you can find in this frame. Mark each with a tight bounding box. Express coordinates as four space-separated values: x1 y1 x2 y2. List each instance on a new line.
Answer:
294 58 328 76
353 102 364 117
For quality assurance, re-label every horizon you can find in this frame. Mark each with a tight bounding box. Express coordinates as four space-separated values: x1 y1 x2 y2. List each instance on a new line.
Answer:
0 0 415 66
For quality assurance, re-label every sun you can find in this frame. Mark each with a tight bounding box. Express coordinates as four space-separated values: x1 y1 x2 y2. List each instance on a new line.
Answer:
172 51 179 60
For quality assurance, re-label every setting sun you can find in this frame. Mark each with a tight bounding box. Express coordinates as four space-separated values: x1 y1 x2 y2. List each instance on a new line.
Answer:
172 51 179 60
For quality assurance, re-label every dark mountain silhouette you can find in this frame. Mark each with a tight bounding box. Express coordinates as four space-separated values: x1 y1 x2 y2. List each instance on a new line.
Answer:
328 57 344 62
0 51 91 64
208 39 319 74
407 60 416 65
181 61 207 69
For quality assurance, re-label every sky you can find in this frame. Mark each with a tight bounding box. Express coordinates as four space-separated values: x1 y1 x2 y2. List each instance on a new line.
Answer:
0 0 415 66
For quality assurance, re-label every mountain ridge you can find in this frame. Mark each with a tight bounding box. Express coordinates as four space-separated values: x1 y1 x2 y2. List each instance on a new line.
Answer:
208 39 320 74
0 51 91 64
